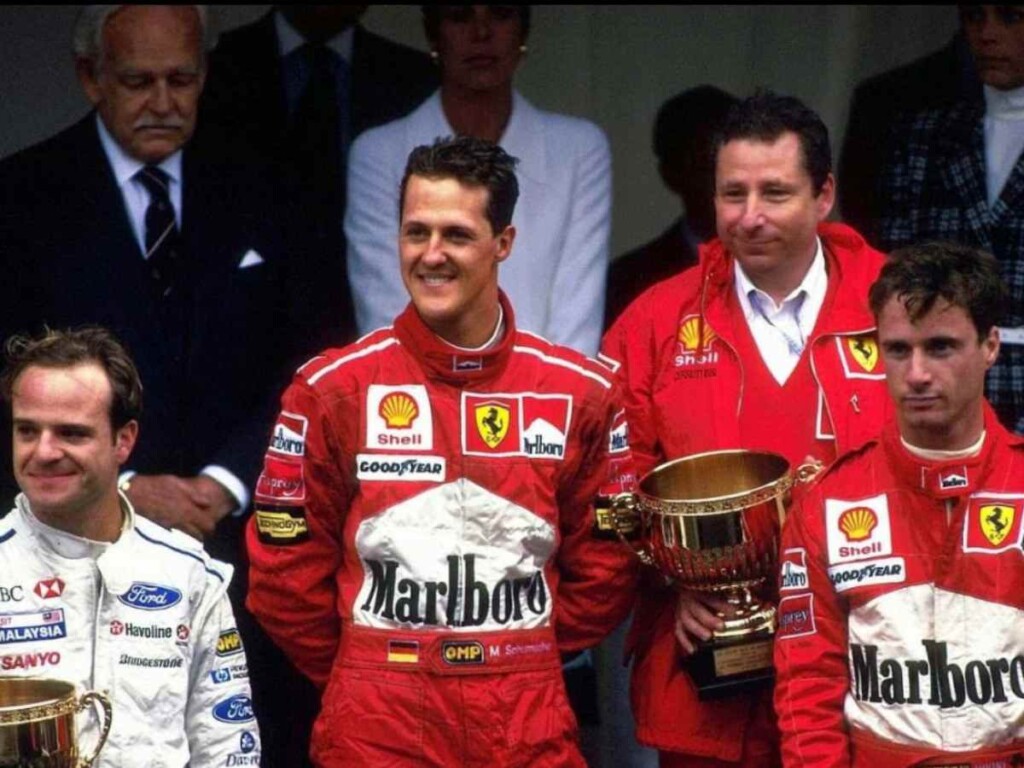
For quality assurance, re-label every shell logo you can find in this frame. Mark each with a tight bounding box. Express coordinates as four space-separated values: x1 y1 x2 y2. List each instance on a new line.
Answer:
677 316 716 352
379 392 419 429
838 507 877 542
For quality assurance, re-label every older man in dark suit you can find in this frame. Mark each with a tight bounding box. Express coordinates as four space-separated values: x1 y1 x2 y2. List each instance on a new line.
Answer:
197 6 439 351
0 5 300 762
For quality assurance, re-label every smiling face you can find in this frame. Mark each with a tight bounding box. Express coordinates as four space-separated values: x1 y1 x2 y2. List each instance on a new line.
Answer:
399 174 515 347
77 5 205 164
714 131 834 301
12 363 136 537
962 5 1024 90
433 5 524 95
878 297 999 450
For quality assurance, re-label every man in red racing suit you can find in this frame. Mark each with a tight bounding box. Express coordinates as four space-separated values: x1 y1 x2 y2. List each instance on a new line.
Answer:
246 136 637 766
602 91 891 765
775 242 1024 767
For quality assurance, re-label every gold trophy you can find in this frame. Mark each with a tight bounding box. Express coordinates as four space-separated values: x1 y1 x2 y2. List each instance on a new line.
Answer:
0 678 111 767
609 449 818 700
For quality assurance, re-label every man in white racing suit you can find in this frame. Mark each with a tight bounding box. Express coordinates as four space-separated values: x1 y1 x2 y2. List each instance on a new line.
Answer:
0 327 259 767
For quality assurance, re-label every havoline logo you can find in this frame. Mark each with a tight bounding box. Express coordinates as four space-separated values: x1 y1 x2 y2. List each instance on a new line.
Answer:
360 554 547 627
851 640 1024 708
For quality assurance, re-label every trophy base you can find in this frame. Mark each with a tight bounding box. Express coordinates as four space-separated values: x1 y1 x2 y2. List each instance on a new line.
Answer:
686 631 775 701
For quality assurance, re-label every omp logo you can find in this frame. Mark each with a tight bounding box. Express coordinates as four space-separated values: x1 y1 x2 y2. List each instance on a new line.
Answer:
846 336 879 372
268 412 308 457
379 392 419 429
839 507 877 542
217 629 244 658
442 640 485 665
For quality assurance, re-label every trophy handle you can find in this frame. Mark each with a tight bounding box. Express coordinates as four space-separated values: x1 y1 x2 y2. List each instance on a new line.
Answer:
795 459 824 485
76 690 112 767
609 493 655 567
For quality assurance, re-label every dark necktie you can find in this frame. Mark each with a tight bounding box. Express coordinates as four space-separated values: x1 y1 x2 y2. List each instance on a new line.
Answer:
290 43 349 212
135 166 181 296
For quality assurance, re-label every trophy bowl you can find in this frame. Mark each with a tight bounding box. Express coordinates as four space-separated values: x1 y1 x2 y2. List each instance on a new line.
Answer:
611 449 812 700
0 678 111 767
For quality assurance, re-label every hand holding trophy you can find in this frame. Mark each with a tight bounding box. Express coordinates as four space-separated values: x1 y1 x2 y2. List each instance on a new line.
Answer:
0 678 111 768
610 449 819 700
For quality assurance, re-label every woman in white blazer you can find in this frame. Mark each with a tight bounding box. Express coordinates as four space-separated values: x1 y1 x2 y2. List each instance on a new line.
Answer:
345 5 611 356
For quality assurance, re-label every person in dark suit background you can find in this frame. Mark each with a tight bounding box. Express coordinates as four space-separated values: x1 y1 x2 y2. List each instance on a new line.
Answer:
604 85 737 330
838 26 979 244
196 5 439 354
0 5 302 765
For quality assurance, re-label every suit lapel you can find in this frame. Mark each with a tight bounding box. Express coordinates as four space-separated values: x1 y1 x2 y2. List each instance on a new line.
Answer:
937 101 995 251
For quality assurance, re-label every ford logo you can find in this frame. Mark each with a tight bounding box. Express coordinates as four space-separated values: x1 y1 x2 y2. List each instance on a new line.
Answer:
213 695 255 724
117 582 182 611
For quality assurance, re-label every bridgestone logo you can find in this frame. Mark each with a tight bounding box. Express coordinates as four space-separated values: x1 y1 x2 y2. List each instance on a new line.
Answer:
119 654 183 669
851 640 1024 708
360 554 547 627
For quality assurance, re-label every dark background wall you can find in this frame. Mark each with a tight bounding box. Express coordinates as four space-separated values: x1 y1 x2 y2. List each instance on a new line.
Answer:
0 5 958 255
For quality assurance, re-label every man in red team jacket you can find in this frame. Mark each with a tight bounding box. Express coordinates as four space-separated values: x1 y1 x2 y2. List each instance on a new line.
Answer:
603 91 890 766
246 136 638 766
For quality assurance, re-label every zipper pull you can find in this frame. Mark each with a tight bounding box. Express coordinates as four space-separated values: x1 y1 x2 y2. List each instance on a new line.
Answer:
850 394 860 414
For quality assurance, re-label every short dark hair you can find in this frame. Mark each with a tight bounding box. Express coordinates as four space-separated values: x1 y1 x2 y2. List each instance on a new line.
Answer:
654 85 738 166
715 89 832 194
869 241 1007 340
400 136 520 233
1 327 143 432
421 6 531 44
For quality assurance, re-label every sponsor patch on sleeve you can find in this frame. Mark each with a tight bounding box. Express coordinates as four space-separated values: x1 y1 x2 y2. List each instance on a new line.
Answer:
963 494 1024 554
255 456 306 503
608 409 630 454
267 411 308 458
776 594 816 640
779 548 809 592
254 504 309 546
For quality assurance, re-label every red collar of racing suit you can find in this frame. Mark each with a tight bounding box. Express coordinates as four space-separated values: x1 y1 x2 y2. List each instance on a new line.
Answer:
880 402 1024 500
393 290 515 385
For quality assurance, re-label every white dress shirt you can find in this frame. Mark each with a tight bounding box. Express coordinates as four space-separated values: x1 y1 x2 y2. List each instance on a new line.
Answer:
734 239 827 385
983 83 1024 206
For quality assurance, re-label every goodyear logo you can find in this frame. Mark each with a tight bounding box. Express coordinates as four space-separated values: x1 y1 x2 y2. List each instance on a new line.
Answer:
255 508 309 546
217 629 244 658
442 640 485 666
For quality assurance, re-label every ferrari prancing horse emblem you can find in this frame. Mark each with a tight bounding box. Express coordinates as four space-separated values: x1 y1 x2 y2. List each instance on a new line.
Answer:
475 402 510 449
847 336 879 372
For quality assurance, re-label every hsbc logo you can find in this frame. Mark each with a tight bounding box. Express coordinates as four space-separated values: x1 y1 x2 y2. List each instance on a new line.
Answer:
0 586 24 603
34 578 65 599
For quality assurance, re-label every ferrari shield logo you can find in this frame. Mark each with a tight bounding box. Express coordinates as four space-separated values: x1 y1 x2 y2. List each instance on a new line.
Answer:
846 336 879 372
980 504 1015 547
475 402 510 448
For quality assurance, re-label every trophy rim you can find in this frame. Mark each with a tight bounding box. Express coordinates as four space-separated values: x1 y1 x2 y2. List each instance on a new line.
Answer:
636 448 791 514
0 677 78 724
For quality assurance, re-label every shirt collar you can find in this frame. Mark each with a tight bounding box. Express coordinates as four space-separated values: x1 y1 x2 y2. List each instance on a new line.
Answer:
274 10 354 63
735 237 826 319
95 113 183 190
984 83 1024 119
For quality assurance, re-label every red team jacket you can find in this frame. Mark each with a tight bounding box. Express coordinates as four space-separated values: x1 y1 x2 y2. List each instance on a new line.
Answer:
776 407 1024 767
601 223 890 758
246 294 638 766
